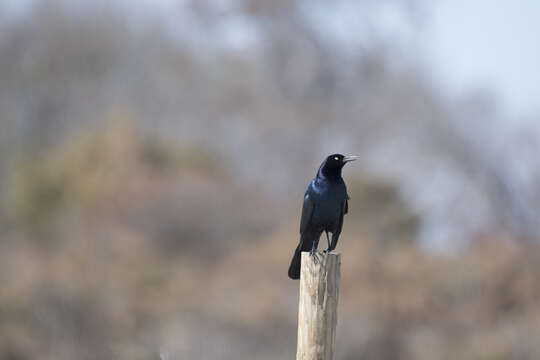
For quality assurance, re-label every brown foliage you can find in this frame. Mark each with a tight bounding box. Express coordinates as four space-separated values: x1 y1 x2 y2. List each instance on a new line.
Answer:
1 125 540 359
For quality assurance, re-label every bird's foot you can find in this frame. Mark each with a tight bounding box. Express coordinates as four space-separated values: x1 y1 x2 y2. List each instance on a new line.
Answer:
309 249 319 264
323 247 335 254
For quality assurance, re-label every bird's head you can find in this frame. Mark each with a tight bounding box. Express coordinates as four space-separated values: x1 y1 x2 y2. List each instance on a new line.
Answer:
319 154 359 178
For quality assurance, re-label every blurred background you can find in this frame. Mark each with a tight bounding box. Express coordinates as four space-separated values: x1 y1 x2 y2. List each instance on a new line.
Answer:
1 0 540 359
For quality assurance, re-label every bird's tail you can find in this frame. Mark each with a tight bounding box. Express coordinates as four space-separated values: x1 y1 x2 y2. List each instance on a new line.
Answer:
288 245 302 280
288 233 317 280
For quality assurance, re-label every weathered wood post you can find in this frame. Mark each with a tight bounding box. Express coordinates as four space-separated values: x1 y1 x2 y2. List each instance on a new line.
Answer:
296 251 341 360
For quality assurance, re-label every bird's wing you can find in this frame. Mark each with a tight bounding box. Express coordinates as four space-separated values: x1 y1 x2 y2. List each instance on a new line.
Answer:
299 192 315 235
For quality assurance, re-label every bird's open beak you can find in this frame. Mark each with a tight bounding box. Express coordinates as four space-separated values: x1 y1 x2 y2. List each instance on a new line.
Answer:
343 155 360 163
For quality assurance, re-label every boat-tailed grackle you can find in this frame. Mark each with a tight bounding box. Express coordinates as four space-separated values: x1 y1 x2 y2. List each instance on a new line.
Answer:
288 154 357 280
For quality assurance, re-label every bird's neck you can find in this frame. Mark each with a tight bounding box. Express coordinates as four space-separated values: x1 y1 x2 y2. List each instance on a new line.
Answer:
318 165 342 181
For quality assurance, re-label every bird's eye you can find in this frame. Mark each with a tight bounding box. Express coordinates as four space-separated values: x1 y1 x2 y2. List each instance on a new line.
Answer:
334 157 339 161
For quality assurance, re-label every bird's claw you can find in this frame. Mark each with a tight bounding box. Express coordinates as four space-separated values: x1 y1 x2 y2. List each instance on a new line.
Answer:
309 249 319 264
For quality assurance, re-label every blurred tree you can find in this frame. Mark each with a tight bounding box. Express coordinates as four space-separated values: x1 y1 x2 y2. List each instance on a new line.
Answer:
1 0 539 249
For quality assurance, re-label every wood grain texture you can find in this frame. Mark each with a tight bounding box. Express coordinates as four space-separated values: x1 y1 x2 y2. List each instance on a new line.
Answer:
296 251 341 360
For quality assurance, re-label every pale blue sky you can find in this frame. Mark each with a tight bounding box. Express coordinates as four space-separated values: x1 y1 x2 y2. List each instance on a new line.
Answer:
300 0 540 117
421 0 540 117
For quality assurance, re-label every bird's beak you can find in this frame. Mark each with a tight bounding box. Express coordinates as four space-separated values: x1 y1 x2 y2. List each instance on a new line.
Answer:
343 155 360 163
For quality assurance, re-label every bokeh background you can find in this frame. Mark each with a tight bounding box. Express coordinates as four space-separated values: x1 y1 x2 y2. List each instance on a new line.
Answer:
1 1 540 359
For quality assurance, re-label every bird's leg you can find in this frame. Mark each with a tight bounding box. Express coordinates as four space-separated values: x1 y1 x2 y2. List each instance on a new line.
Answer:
329 232 340 252
323 231 331 253
310 238 319 264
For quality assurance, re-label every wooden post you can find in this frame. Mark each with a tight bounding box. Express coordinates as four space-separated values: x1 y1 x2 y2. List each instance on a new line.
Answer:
296 251 341 360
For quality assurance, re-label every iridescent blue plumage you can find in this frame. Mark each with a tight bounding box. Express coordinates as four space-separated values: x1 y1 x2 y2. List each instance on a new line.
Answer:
288 154 357 279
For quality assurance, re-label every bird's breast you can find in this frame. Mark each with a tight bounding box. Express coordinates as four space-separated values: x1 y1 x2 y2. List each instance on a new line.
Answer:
309 178 347 230
311 195 344 230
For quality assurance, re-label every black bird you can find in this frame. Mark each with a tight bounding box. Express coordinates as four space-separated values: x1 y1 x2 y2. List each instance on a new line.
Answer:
288 154 358 280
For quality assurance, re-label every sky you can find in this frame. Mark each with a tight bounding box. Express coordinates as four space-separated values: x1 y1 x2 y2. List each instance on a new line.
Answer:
421 0 540 117
299 0 540 118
